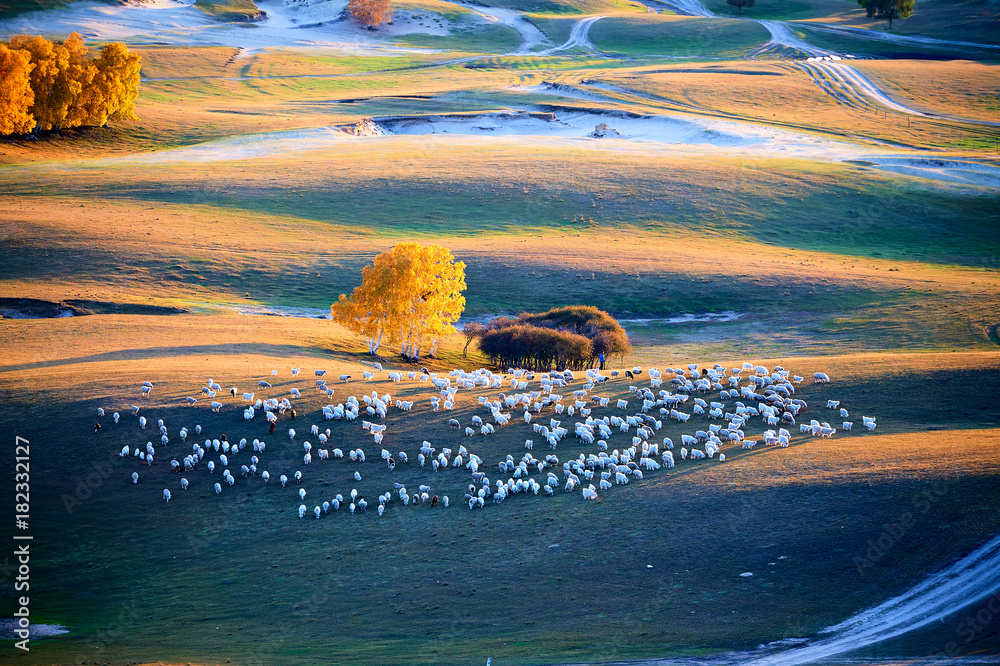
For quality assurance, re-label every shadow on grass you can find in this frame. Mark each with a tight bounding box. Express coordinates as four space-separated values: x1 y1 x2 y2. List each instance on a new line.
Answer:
0 342 327 373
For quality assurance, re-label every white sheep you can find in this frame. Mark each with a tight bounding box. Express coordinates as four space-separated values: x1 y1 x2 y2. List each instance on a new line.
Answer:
814 372 830 383
180 478 189 490
214 482 222 494
163 489 171 502
131 472 139 484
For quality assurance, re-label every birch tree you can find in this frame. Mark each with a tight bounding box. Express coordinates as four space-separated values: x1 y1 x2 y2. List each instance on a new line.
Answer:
332 243 466 361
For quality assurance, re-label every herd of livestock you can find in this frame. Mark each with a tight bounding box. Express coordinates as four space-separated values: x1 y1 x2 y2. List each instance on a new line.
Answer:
96 362 875 516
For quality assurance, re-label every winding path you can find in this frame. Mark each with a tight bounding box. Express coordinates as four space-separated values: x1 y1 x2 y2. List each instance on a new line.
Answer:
795 21 1000 54
450 0 552 53
744 532 1000 666
536 16 606 55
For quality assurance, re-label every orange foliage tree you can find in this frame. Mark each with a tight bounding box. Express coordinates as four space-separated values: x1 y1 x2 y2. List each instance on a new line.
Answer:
349 0 393 28
0 33 141 135
0 45 35 135
332 243 466 361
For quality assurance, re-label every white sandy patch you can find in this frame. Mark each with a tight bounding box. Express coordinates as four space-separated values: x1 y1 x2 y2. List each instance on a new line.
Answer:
653 0 715 17
0 620 69 639
224 303 333 318
619 312 743 325
0 0 458 53
70 107 1000 189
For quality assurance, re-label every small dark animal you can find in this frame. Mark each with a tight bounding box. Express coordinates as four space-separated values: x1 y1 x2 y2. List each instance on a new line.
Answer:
421 367 429 375
290 409 297 420
94 422 101 433
230 387 237 397
269 421 276 434
221 434 227 442
431 495 439 508
625 370 634 379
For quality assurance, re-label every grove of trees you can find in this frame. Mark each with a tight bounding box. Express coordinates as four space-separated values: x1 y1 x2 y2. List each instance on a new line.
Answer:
0 33 141 135
474 306 631 372
331 242 466 361
857 0 914 28
349 0 393 28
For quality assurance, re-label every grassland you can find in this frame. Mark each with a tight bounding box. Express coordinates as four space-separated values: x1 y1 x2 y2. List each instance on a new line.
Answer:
0 0 114 21
195 0 264 22
1 311 999 664
587 15 771 57
796 0 1000 46
0 0 999 658
701 0 861 21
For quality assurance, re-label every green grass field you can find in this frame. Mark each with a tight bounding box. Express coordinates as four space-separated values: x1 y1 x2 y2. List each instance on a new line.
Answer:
1 314 999 664
194 0 264 21
587 15 771 56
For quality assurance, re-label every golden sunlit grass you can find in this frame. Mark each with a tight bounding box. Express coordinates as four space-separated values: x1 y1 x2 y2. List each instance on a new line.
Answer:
852 59 1000 124
593 60 1000 152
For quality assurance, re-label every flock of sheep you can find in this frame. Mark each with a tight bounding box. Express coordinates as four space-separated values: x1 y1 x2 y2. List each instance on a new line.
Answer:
95 361 876 517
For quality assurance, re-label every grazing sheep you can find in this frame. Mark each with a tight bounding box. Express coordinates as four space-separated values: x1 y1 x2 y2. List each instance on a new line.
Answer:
814 372 830 383
214 482 222 494
180 478 189 490
299 504 307 518
163 489 171 502
131 472 139 484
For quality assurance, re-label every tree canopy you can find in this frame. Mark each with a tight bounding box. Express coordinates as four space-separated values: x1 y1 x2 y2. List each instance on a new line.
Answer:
726 0 754 15
0 33 140 134
857 0 913 28
349 0 393 28
472 306 630 371
331 243 466 361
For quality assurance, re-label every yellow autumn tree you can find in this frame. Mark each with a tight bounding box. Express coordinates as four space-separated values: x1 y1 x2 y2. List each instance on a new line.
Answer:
1 34 140 135
332 243 466 361
8 33 93 131
0 45 35 135
349 0 393 28
84 42 141 125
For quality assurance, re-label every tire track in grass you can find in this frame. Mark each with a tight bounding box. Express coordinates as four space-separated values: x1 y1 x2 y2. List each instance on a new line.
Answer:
743 532 1000 666
536 16 607 56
